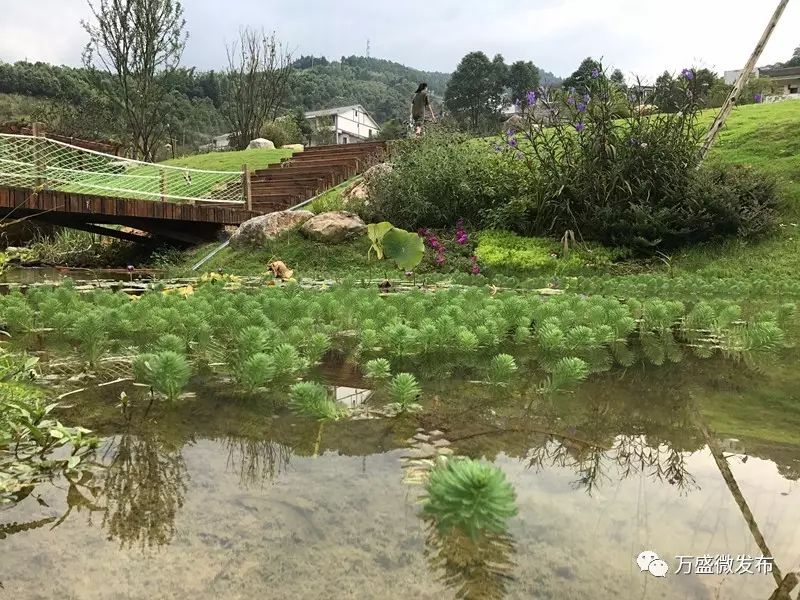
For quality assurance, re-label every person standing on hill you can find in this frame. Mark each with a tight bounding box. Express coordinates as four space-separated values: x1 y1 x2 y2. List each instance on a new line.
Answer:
412 82 436 135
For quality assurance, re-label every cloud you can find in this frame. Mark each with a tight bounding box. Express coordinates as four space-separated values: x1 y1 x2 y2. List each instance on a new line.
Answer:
0 0 797 79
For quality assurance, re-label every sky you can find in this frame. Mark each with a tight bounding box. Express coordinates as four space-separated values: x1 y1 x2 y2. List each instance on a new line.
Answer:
0 0 798 81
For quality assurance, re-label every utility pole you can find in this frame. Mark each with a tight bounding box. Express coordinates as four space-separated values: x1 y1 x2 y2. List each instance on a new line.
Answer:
700 0 790 161
366 39 371 59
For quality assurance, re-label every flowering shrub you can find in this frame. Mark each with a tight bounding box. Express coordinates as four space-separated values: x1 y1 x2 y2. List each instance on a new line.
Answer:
501 65 778 250
418 222 483 275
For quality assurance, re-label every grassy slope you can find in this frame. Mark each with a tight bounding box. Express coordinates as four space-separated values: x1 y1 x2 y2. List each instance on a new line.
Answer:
672 101 800 278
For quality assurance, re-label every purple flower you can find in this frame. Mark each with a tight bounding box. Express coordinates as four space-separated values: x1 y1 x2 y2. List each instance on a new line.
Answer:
591 68 600 78
583 94 591 103
507 137 518 148
681 68 695 81
127 264 134 272
506 129 516 137
435 253 446 266
471 264 481 275
754 93 763 103
526 90 537 106
575 122 585 132
577 102 587 113
566 95 575 106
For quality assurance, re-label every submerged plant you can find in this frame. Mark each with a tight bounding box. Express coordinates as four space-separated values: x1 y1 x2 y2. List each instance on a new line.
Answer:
132 351 191 402
422 458 518 538
387 372 422 413
487 354 518 386
363 358 392 381
288 382 345 421
154 334 186 355
272 343 304 379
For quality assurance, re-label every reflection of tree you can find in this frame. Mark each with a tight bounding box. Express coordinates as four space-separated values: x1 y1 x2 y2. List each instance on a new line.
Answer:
525 434 697 495
424 521 516 600
101 432 188 550
224 437 291 489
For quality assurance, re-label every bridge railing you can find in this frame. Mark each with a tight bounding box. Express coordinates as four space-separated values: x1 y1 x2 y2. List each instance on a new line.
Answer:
0 133 246 205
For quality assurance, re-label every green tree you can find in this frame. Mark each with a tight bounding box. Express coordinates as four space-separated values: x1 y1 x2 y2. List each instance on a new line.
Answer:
444 51 504 131
82 0 188 161
610 69 626 88
507 60 540 105
561 57 602 94
378 118 406 140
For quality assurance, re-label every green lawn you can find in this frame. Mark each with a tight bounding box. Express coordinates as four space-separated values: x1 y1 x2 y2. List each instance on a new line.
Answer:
160 147 295 172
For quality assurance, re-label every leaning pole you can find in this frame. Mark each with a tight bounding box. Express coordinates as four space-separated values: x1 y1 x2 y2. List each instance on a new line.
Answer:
699 0 791 161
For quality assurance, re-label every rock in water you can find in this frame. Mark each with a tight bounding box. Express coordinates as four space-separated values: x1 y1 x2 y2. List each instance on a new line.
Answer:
300 211 366 244
230 210 314 247
247 138 275 150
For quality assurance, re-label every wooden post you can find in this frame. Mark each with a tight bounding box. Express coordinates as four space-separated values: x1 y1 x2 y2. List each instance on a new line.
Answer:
160 170 166 202
700 0 790 161
31 121 45 187
243 164 252 211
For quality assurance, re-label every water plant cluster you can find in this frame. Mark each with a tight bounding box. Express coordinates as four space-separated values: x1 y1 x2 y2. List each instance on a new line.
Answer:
0 279 791 417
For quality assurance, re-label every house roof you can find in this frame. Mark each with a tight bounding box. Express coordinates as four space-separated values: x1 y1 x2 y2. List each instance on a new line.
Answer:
761 66 800 78
304 105 366 118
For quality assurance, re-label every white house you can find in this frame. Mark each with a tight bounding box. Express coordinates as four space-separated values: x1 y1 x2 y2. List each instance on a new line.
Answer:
304 105 381 145
760 66 800 101
724 68 760 85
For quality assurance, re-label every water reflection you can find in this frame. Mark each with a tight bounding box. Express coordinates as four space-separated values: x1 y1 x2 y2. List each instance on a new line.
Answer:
100 431 189 550
224 437 291 489
424 523 516 600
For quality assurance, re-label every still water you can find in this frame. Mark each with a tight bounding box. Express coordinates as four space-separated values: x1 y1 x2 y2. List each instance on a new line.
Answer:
3 349 800 600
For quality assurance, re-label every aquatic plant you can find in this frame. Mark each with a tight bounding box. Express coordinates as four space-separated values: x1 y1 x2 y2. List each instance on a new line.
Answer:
388 372 422 413
68 311 109 367
271 343 304 379
303 332 331 365
154 334 187 355
132 351 191 402
363 358 392 381
237 353 276 392
422 458 518 538
487 354 518 386
541 357 589 394
288 382 345 421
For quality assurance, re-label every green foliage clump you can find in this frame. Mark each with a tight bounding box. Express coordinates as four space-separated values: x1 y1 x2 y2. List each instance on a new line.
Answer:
237 353 276 392
487 354 518 386
288 382 345 421
363 358 392 381
505 65 779 250
476 231 620 272
422 458 518 538
387 372 422 413
361 127 531 231
132 350 191 402
542 357 589 393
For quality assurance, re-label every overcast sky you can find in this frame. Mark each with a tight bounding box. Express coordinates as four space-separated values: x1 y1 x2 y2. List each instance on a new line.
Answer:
1 0 798 81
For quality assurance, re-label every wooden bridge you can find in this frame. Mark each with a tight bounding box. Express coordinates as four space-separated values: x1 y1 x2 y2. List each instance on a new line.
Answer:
0 138 387 245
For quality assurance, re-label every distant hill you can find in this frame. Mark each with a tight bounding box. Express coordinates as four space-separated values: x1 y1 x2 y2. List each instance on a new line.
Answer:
287 55 451 123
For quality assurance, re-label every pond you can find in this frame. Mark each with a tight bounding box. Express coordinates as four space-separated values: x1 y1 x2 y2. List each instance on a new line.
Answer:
3 345 800 600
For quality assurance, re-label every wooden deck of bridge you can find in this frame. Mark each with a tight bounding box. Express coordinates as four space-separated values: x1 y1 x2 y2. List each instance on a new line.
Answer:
0 141 390 245
0 186 258 245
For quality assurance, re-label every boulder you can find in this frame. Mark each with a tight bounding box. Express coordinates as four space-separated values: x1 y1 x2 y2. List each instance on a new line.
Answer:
282 143 304 152
247 138 276 150
503 114 526 132
300 211 366 244
362 162 392 184
230 210 314 247
341 181 370 208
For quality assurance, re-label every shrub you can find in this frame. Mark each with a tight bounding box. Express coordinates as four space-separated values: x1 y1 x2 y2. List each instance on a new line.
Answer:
361 126 531 230
505 66 779 250
259 120 302 148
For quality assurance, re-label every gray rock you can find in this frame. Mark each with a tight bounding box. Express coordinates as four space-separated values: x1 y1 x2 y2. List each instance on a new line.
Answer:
362 162 392 184
300 211 366 244
229 210 314 247
247 138 275 150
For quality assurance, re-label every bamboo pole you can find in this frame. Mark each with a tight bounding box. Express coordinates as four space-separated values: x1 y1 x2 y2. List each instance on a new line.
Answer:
699 0 791 161
160 170 166 202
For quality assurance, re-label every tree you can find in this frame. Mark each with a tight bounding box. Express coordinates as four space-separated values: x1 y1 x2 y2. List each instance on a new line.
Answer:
82 0 187 161
290 107 313 145
223 28 293 150
610 69 626 87
783 45 800 67
444 51 505 131
378 118 406 140
507 61 541 105
561 57 602 94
